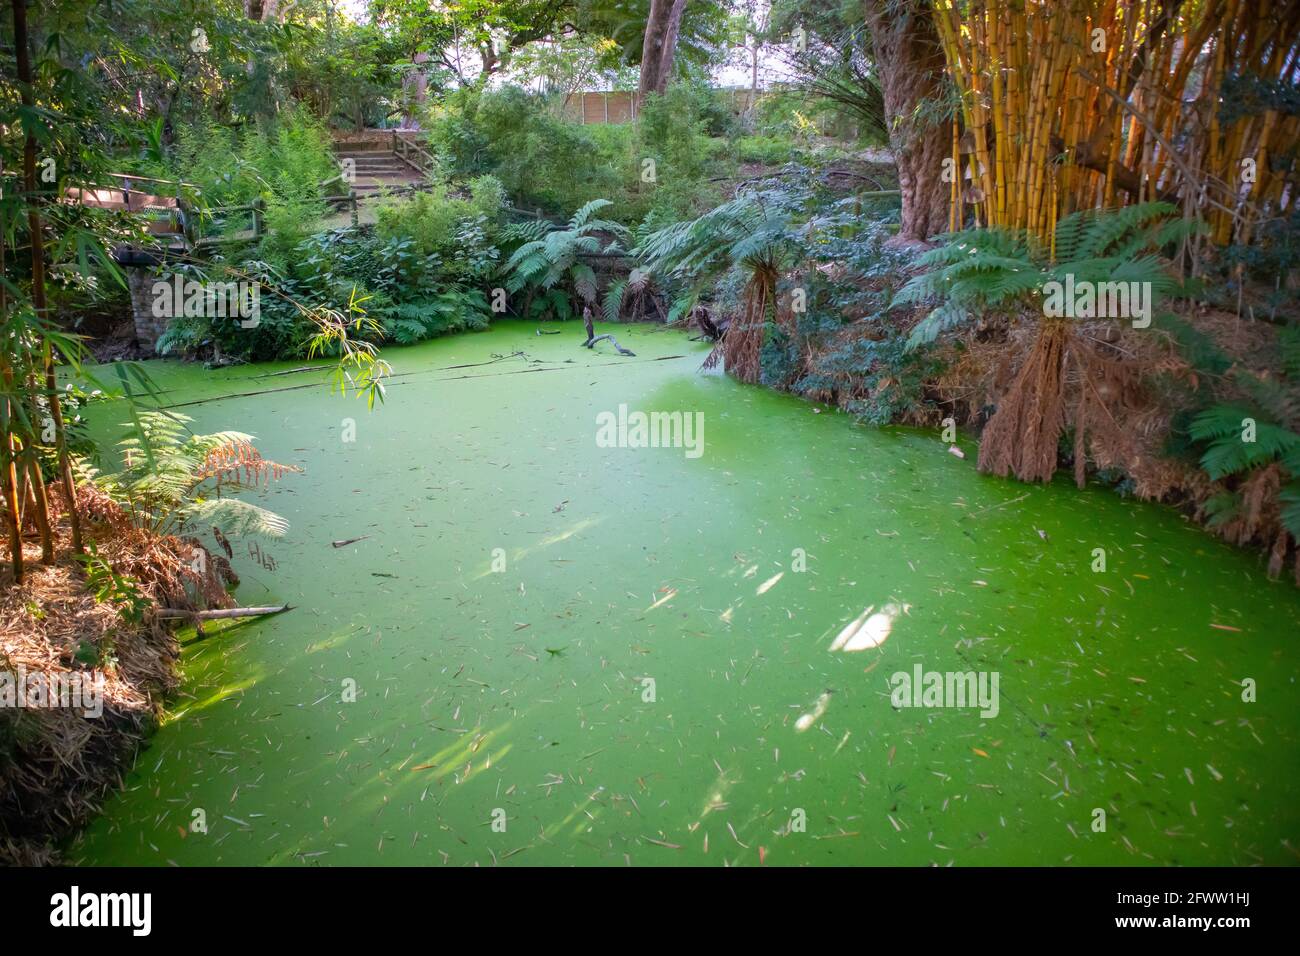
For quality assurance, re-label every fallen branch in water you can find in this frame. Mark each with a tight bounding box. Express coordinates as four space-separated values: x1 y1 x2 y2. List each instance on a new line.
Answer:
157 605 293 620
959 493 1031 521
582 306 635 356
584 333 635 356
252 364 336 379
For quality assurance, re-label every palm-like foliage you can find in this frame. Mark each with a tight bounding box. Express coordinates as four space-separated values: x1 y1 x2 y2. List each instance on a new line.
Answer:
95 412 300 539
636 186 808 287
898 201 1197 350
636 185 810 381
501 200 630 318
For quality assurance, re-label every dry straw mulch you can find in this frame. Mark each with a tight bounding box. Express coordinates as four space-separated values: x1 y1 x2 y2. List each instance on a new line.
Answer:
0 485 232 865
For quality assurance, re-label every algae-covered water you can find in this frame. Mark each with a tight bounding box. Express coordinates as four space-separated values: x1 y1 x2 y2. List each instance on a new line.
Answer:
71 322 1300 866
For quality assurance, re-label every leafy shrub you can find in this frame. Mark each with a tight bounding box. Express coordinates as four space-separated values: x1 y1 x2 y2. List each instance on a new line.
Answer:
426 87 622 215
423 83 731 223
76 543 149 625
635 83 731 220
383 289 492 344
164 105 338 212
374 175 504 282
735 134 799 165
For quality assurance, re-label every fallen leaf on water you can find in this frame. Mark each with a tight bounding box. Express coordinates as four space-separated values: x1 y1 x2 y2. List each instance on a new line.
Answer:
972 748 990 758
646 589 678 612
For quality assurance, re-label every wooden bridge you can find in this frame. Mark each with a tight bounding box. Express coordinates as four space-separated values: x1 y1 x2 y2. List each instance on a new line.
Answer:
64 131 531 349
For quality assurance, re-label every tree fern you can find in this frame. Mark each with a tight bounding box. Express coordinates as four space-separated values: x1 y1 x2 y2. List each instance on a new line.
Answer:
899 202 1190 351
99 412 299 540
500 201 628 314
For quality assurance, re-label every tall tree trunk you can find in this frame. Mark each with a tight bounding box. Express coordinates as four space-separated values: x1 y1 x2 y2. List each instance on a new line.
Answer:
863 0 949 242
657 0 686 86
639 0 688 100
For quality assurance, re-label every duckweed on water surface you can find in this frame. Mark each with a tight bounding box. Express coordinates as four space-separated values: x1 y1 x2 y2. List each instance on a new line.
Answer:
72 323 1300 866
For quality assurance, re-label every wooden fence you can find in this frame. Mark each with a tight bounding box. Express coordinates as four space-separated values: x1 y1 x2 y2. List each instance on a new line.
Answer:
560 88 758 125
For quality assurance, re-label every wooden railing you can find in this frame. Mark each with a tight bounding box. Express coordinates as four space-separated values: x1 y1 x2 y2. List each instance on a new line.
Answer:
318 173 360 226
392 131 437 177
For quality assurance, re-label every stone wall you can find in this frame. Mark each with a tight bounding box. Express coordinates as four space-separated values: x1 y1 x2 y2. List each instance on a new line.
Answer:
127 269 168 351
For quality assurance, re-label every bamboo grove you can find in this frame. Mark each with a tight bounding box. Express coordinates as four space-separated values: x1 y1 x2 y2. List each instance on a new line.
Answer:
1 0 86 587
933 0 1300 256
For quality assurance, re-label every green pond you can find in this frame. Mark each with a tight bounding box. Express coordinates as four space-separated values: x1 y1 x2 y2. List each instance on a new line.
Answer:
71 322 1300 866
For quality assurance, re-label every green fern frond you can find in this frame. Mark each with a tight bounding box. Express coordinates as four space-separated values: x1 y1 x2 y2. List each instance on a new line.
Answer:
666 290 699 324
385 317 428 344
182 497 290 538
603 279 627 322
906 302 970 351
569 198 613 231
1073 201 1176 259
1190 404 1300 479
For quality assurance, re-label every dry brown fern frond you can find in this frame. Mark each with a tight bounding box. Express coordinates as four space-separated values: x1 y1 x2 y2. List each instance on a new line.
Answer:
196 438 302 493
